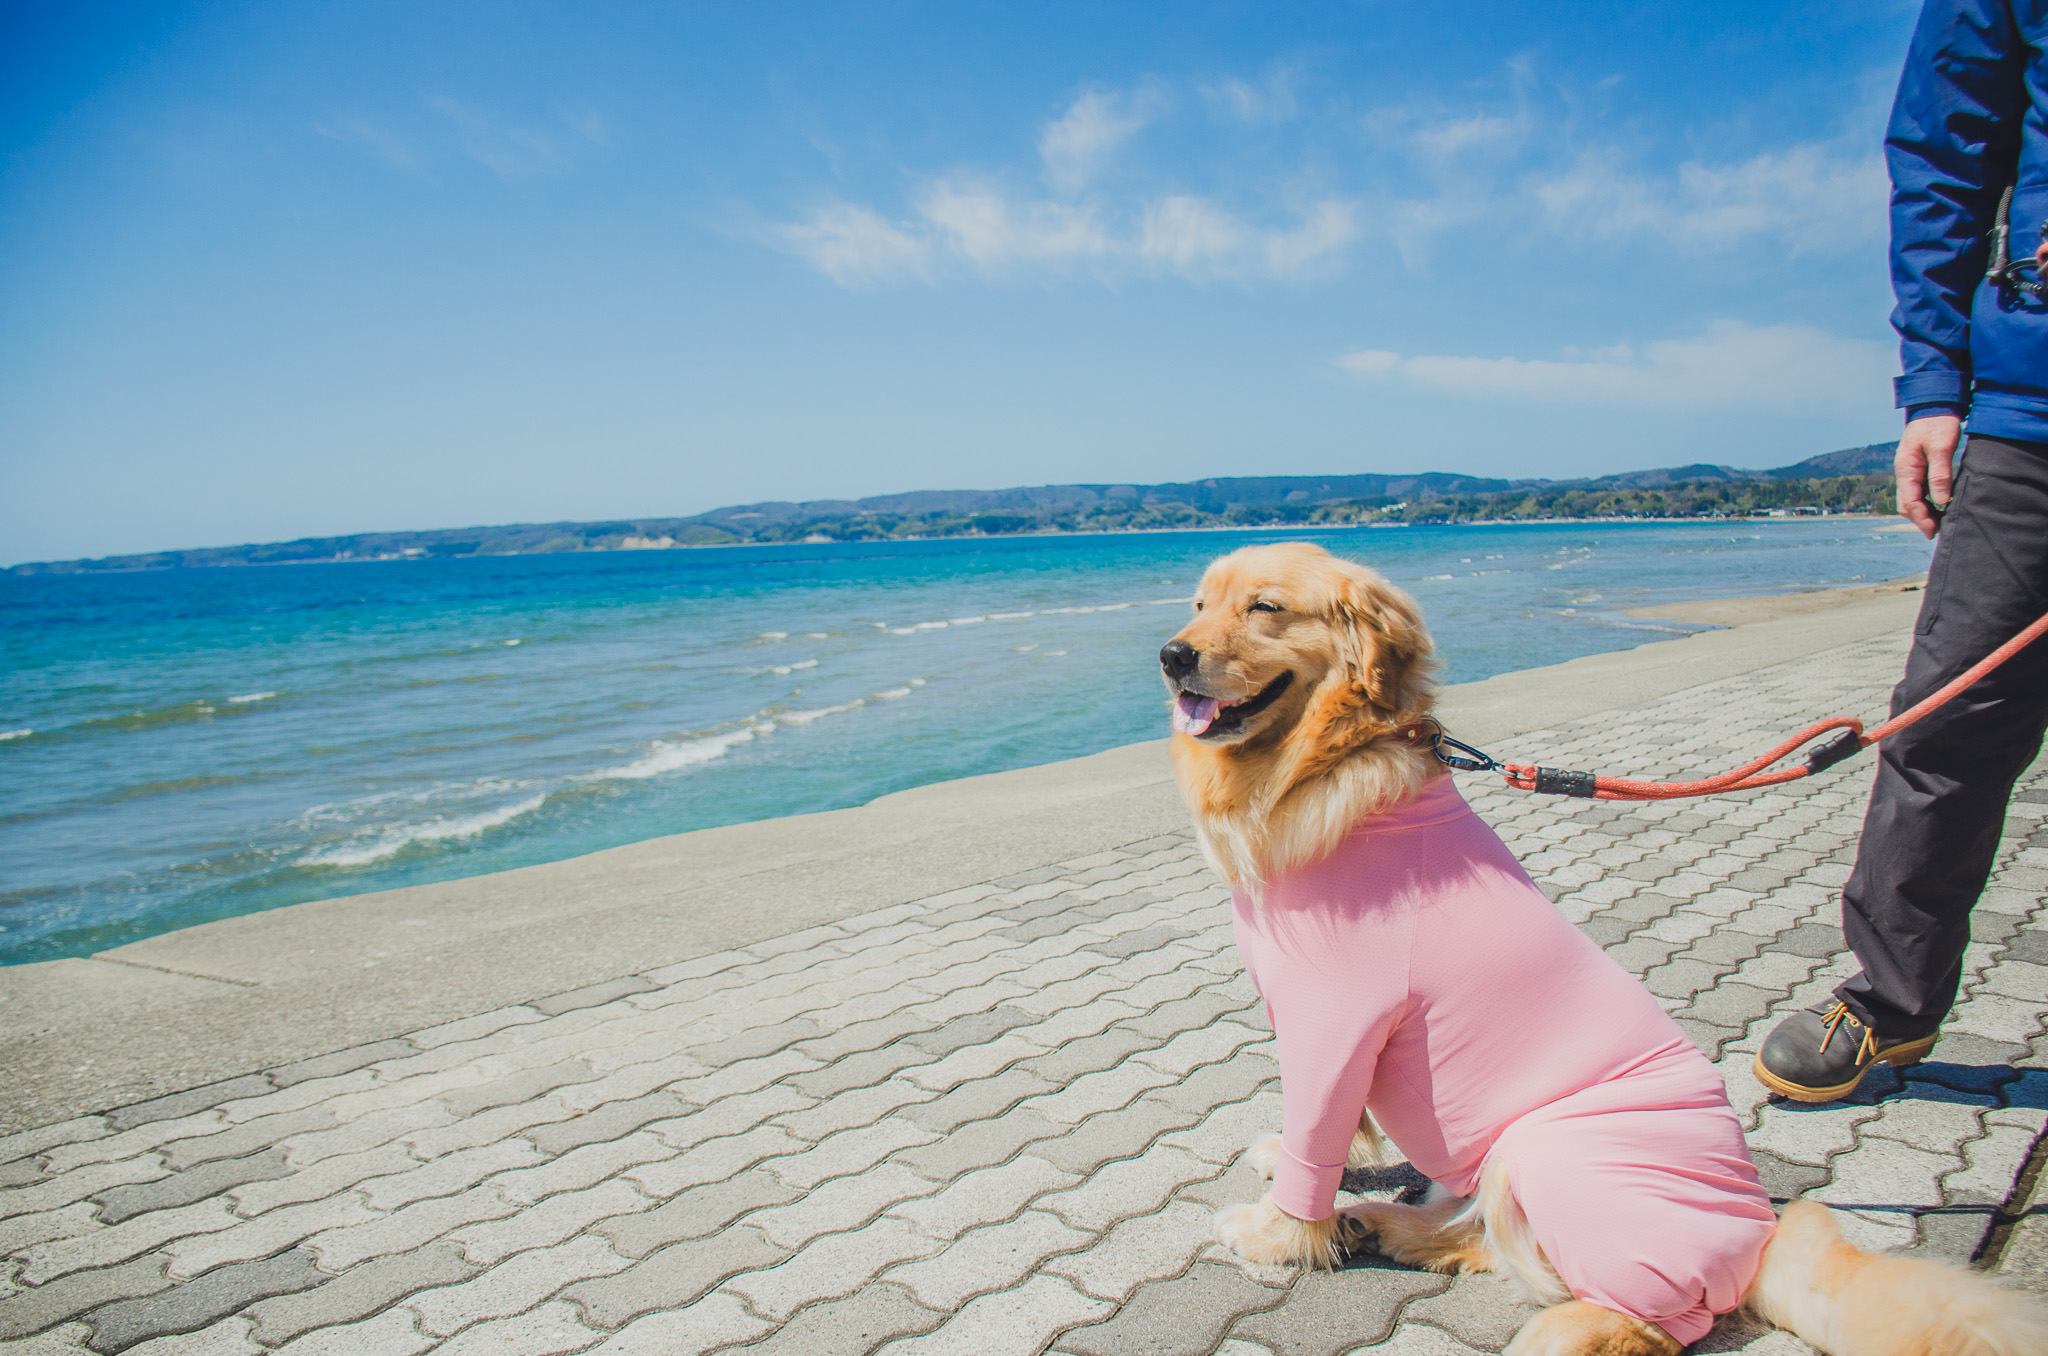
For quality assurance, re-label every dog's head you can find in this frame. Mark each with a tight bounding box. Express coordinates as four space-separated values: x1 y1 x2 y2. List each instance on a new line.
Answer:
1159 542 1435 754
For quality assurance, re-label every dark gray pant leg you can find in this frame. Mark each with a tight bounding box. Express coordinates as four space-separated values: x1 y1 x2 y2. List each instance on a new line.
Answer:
1836 435 2048 1039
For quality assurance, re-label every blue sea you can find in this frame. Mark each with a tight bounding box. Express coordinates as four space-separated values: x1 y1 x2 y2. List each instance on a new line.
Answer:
0 521 1933 965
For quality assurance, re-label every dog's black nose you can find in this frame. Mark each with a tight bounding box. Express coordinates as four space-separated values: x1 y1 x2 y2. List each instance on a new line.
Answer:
1159 640 1199 678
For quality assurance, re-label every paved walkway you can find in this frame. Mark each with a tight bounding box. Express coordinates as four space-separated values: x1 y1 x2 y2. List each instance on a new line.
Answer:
3 626 2046 1356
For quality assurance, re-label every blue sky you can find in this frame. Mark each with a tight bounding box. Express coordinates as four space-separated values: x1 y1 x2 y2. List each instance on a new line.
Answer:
1 1 1920 564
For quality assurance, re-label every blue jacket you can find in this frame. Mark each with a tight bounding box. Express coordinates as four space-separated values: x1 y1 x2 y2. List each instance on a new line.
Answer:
1888 0 2048 442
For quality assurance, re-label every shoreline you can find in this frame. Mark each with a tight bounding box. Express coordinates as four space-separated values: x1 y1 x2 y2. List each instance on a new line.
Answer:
1622 574 1926 627
0 575 1928 1130
8 512 1898 576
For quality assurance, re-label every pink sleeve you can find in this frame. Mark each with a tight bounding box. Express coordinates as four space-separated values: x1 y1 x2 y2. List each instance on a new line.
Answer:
1235 894 1410 1223
1267 987 1400 1219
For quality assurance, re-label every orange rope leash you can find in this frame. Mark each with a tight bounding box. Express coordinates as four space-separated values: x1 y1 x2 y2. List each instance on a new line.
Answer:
1451 606 2048 803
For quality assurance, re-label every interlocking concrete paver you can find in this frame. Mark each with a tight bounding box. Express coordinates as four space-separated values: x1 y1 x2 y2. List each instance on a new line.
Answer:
623 1124 805 1198
92 1151 294 1227
563 1226 785 1327
1 1160 170 1226
407 1234 626 1337
356 1141 543 1212
117 1315 261 1355
0 1256 172 1343
1229 1265 1455 1356
1053 1261 1287 1356
267 1305 434 1356
720 1281 941 1356
1038 1146 1227 1232
230 1143 415 1216
723 1216 946 1320
86 1250 323 1353
597 1171 798 1257
522 1093 686 1157
22 1203 239 1286
882 1210 1088 1310
762 1118 937 1191
104 1081 274 1136
447 1178 653 1265
161 1195 378 1279
276 1103 453 1169
578 1290 771 1355
491 1132 669 1207
303 1185 517 1273
425 1299 597 1356
1394 1271 1539 1353
1043 1199 1212 1301
890 1109 1061 1180
745 1163 940 1249
242 1241 477 1345
888 1154 1078 1240
876 1272 1112 1356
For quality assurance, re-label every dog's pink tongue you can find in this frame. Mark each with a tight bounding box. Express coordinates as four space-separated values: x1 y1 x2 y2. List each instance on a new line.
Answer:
1173 693 1222 736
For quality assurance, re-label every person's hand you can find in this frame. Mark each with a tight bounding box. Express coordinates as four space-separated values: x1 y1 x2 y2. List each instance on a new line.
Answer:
1896 414 1962 538
2037 232 2047 270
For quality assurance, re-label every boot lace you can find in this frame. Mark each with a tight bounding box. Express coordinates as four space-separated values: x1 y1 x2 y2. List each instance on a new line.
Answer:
1818 1000 1879 1065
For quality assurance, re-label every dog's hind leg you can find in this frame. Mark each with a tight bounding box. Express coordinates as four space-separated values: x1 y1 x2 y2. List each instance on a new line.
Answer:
1501 1302 1679 1356
1339 1184 1494 1275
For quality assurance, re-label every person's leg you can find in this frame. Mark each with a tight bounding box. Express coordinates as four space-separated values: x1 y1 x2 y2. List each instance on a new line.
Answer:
1758 435 2048 1100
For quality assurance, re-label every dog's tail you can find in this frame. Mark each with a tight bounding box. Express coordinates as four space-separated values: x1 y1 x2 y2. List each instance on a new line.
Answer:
1744 1199 2048 1356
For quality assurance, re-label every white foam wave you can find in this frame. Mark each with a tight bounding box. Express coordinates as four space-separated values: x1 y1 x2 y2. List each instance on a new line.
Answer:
588 724 776 781
778 700 864 725
227 692 277 704
299 794 548 868
755 631 788 641
875 596 1193 634
503 639 522 647
0 728 31 742
753 658 822 676
873 686 912 700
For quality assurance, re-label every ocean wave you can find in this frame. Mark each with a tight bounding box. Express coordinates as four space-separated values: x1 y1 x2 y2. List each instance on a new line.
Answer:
875 595 1191 633
0 729 31 742
584 679 924 779
296 778 541 826
584 723 777 780
298 793 549 868
227 691 278 704
776 700 864 725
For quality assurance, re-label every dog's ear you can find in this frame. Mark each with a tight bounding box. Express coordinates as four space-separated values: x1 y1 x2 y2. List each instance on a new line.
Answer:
1331 568 1434 719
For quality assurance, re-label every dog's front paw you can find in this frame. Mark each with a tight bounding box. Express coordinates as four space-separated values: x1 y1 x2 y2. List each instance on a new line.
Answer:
1242 1132 1282 1179
1213 1197 1344 1269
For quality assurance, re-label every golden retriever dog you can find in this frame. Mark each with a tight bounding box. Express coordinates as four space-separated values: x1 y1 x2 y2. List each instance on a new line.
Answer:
1160 541 2045 1356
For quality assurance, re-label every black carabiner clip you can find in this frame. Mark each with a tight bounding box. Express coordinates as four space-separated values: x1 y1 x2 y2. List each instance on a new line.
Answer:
1430 732 1499 773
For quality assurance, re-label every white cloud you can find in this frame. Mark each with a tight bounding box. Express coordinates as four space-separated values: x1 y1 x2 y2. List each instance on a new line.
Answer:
1039 88 1157 193
773 186 1354 287
1335 320 1891 416
920 183 1115 267
318 99 610 182
774 204 933 286
1535 141 1886 252
314 117 422 174
1201 70 1297 124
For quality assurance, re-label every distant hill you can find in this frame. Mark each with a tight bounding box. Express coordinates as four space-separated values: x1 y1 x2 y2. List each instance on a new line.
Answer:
8 442 1901 575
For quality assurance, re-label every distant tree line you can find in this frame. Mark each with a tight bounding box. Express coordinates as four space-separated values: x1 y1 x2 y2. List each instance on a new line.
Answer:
740 473 1896 542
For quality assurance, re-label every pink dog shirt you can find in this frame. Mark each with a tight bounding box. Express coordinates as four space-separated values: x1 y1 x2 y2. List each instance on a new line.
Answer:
1231 774 1776 1344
